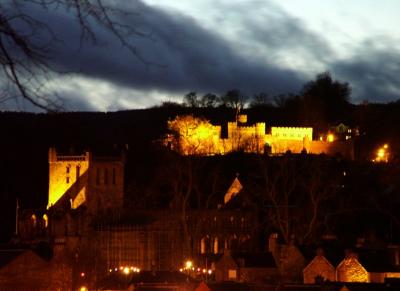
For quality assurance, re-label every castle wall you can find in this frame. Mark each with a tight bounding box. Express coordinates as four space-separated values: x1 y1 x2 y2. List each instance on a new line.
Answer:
167 115 354 158
270 127 313 141
266 137 308 154
225 122 265 153
310 140 354 160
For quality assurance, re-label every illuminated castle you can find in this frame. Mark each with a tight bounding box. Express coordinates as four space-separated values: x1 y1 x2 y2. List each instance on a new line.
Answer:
167 114 354 159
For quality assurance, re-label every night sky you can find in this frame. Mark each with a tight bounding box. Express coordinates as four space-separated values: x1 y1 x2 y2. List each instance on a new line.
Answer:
2 0 400 111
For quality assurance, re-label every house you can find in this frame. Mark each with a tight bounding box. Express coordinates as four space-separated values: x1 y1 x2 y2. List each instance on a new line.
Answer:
214 251 278 283
303 247 343 284
0 244 72 291
332 248 400 283
303 252 336 283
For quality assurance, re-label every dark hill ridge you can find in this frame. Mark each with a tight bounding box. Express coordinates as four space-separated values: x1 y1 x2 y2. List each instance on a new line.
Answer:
1 104 400 243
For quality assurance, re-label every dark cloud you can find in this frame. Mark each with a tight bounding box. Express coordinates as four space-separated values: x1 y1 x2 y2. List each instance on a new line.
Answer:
16 0 308 105
331 40 400 103
4 0 400 111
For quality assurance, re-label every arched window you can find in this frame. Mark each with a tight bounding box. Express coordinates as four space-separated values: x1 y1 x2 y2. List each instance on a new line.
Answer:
66 165 71 183
112 168 116 185
31 214 37 227
76 165 81 181
200 237 206 254
213 237 219 254
43 214 48 228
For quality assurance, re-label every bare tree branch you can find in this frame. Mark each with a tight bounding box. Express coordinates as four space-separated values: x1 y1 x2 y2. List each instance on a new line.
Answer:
0 0 150 111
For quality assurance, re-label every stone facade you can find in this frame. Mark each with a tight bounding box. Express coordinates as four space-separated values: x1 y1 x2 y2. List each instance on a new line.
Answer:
166 114 354 159
48 148 124 213
303 255 336 283
0 249 72 291
336 257 369 283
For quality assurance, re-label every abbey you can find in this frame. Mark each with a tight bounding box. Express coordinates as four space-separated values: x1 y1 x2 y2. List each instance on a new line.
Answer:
47 148 124 212
17 147 256 289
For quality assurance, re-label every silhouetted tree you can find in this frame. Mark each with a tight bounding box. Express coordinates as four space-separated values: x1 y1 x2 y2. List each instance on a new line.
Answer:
183 92 200 107
0 1 149 111
301 72 351 132
249 92 271 108
200 93 219 108
254 155 341 245
220 90 247 109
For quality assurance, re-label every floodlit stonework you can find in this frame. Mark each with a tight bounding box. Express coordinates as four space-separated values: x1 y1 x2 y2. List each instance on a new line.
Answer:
47 148 124 213
303 254 336 283
336 257 369 283
166 114 354 159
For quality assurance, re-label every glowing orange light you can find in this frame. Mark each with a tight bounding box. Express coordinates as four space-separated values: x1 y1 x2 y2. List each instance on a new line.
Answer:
185 260 193 269
80 287 88 291
123 267 130 274
80 272 85 277
327 134 334 142
374 144 389 162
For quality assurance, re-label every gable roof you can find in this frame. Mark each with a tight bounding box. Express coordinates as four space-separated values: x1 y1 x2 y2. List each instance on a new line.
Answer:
224 177 243 204
303 255 335 274
0 249 25 268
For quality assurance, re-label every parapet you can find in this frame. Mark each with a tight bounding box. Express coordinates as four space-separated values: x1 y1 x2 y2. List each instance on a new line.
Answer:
48 147 90 163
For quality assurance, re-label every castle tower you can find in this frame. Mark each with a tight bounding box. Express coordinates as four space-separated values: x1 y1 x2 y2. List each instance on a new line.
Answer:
47 148 124 214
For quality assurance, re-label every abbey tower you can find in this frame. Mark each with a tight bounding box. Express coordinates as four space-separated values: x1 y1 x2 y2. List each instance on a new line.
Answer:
47 148 124 214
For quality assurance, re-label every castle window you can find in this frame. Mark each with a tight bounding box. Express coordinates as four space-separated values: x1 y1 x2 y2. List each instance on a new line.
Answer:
112 168 116 185
96 168 100 185
104 168 109 185
76 165 80 181
66 177 70 184
66 165 70 174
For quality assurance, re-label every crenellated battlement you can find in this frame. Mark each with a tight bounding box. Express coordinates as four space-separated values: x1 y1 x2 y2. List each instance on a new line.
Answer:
166 114 353 158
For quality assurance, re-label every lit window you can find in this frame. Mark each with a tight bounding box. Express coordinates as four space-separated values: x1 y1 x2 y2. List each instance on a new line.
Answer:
228 269 237 279
43 214 48 228
31 214 37 227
